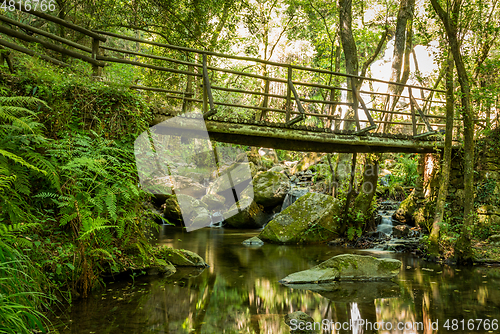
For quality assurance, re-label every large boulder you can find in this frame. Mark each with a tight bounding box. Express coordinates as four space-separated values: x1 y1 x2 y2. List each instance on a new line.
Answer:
208 163 253 199
163 194 209 227
201 193 226 211
160 247 208 267
253 171 291 207
279 254 401 284
225 197 269 228
392 192 416 225
258 192 342 244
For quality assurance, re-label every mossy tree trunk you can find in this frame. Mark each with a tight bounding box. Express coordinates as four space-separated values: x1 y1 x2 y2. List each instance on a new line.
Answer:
351 154 380 227
429 52 454 257
431 0 475 263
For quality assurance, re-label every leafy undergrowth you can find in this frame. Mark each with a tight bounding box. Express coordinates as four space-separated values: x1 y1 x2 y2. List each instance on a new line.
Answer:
472 242 500 263
0 53 168 333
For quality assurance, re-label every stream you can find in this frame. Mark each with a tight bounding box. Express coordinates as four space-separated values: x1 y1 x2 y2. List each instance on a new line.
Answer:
50 227 500 333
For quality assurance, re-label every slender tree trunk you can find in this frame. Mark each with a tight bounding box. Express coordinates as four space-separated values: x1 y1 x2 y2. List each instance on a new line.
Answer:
431 0 475 263
381 0 415 133
335 0 359 197
429 52 454 257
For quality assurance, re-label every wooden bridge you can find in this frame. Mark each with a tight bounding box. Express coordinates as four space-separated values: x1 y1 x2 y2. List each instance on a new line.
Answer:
0 7 483 153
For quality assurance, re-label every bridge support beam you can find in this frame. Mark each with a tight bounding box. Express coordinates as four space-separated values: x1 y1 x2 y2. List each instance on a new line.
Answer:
154 117 455 154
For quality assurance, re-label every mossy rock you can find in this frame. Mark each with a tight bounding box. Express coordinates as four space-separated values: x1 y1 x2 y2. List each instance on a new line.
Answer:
279 254 402 284
225 197 268 228
163 194 208 227
392 192 416 225
258 192 342 244
160 247 207 267
253 171 291 207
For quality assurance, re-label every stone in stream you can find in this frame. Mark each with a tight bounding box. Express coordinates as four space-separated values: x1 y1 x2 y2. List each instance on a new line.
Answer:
279 254 401 284
160 247 208 267
224 197 269 228
252 171 291 208
284 311 317 334
163 194 210 228
242 236 264 245
258 192 342 244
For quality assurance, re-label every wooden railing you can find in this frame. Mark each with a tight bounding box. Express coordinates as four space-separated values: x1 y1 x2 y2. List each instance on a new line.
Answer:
0 8 485 138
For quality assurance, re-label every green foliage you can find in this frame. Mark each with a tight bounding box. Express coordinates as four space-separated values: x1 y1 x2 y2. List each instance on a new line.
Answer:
347 226 362 241
0 238 52 333
391 154 419 187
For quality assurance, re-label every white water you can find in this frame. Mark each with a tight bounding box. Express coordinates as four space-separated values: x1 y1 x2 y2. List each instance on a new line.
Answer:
377 215 393 236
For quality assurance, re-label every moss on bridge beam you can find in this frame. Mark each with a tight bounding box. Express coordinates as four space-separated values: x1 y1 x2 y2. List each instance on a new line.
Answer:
154 117 456 153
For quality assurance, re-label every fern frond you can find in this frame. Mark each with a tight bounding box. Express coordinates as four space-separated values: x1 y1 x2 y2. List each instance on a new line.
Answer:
0 149 47 175
0 96 49 109
23 151 60 190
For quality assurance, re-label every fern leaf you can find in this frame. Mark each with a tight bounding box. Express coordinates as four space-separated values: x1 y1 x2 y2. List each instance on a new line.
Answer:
0 149 47 175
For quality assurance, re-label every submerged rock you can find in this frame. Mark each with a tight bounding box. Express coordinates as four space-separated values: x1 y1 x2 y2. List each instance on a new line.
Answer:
258 192 342 244
285 311 317 334
225 197 268 228
242 236 264 245
160 247 208 267
253 171 291 207
279 254 401 284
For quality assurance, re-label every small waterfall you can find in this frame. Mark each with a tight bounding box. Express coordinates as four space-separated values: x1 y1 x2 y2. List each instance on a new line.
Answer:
280 188 309 212
210 211 224 227
377 215 393 236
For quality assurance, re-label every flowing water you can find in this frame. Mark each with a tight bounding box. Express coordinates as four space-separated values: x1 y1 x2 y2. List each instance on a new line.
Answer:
50 227 500 333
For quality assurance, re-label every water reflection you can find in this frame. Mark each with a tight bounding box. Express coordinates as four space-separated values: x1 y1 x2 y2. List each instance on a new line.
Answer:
50 227 500 333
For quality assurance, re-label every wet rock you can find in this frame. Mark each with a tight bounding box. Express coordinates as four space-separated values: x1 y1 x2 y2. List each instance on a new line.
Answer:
242 236 264 245
284 311 317 334
201 193 226 210
258 192 342 244
392 193 416 225
225 197 269 228
269 165 285 173
208 163 253 197
383 238 420 252
253 171 291 207
163 194 209 226
279 254 401 284
392 224 410 238
160 247 208 267
146 263 176 276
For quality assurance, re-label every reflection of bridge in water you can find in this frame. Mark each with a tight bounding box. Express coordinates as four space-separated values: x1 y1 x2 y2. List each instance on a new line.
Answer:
1 8 485 152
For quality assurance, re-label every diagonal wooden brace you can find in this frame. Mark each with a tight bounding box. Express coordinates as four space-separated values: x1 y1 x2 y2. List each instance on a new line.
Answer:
202 53 217 118
285 79 306 126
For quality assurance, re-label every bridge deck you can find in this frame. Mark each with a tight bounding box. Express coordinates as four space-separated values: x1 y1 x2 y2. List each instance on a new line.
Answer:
155 116 453 153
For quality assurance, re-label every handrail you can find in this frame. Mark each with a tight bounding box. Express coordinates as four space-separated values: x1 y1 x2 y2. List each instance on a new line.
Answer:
94 29 444 94
16 4 106 42
0 14 92 53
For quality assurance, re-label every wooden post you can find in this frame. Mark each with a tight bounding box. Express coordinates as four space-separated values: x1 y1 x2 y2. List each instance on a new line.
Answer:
92 37 102 78
285 66 292 122
259 79 270 121
202 53 216 117
182 62 193 114
350 79 360 131
410 88 417 136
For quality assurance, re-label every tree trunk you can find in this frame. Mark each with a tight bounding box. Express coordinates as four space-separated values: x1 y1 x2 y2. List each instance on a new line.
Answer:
381 0 415 133
429 52 454 257
351 154 379 227
335 0 359 196
431 0 475 263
